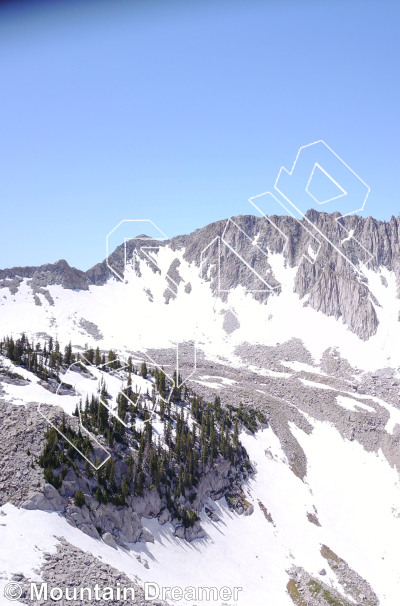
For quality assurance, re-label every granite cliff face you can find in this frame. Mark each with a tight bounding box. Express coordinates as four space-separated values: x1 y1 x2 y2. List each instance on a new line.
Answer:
1 211 400 340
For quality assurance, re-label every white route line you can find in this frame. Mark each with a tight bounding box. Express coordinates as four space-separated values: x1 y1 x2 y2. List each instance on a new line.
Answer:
305 162 347 205
274 140 374 275
37 406 111 471
221 218 279 293
135 246 179 297
275 139 370 215
249 192 323 266
106 219 168 282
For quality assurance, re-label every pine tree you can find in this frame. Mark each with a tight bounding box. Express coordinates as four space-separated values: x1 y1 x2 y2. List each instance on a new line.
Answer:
121 477 129 502
108 350 116 369
85 348 94 364
95 485 103 504
106 458 115 489
233 417 239 450
64 341 72 366
210 418 216 462
97 402 109 432
74 490 86 508
95 347 101 366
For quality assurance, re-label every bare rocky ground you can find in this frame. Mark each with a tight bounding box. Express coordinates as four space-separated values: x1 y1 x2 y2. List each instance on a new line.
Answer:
287 540 380 606
287 562 378 606
11 538 167 606
0 397 47 508
141 339 400 481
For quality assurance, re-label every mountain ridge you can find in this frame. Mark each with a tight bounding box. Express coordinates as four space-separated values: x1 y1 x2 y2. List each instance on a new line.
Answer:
2 209 400 280
2 209 400 342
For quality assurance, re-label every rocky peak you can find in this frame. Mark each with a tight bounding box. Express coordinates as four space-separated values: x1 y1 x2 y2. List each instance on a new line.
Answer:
2 210 400 340
0 259 89 291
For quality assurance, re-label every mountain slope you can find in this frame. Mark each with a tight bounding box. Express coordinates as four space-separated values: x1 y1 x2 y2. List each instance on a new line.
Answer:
1 210 400 605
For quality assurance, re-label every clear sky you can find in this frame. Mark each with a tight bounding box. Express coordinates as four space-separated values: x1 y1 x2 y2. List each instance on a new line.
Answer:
0 0 399 270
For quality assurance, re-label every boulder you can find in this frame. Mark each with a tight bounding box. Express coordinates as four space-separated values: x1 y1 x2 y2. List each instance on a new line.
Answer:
185 522 206 542
158 508 170 525
140 528 155 543
21 484 65 512
102 532 117 549
174 525 185 539
129 488 162 517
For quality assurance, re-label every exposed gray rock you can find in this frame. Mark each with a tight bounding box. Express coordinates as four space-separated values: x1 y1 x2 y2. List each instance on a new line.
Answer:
222 309 240 334
157 508 170 525
144 340 400 485
173 525 185 539
193 458 234 507
307 512 321 527
205 506 220 522
258 500 275 526
78 318 103 341
15 537 168 606
21 483 66 512
28 284 55 305
321 544 380 605
0 276 22 294
287 563 378 606
163 257 184 303
102 532 117 549
1 323 400 606
0 259 89 290
0 401 47 508
129 488 163 518
140 528 155 543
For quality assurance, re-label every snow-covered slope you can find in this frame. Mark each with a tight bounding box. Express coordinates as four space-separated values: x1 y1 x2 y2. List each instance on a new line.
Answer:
2 246 400 372
1 419 399 605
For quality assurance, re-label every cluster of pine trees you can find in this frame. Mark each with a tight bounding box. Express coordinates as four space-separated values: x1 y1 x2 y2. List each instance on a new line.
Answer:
0 334 63 382
38 415 93 491
2 333 259 527
47 385 249 525
0 334 140 385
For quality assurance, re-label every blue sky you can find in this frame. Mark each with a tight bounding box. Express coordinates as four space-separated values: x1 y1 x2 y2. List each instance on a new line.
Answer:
0 0 399 270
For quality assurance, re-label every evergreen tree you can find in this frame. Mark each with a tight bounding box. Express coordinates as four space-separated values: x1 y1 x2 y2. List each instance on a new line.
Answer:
108 349 117 369
95 347 101 366
121 477 129 502
233 417 239 450
95 485 103 504
64 341 72 366
74 490 86 508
